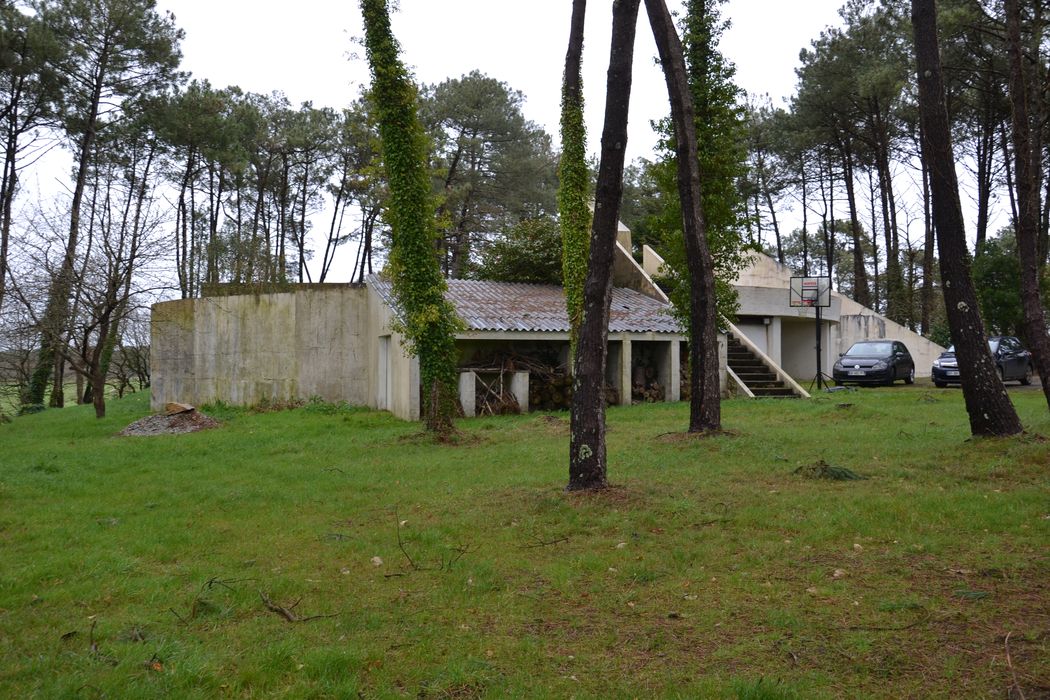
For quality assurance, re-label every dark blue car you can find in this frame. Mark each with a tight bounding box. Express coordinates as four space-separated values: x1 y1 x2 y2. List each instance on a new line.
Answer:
931 336 1033 387
833 340 915 386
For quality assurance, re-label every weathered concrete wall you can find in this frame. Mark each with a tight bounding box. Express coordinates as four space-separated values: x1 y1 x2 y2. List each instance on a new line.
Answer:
150 299 198 411
612 242 669 303
837 296 945 377
780 317 834 380
151 287 371 411
734 285 843 323
366 286 419 421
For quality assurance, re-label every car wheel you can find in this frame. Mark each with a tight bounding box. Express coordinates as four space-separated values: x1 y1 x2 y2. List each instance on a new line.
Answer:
1020 364 1033 386
934 381 947 388
904 367 915 385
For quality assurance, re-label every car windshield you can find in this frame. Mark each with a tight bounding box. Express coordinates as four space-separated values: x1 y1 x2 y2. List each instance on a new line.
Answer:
945 339 999 354
844 342 891 356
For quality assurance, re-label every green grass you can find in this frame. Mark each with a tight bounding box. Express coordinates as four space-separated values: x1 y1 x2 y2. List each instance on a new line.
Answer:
0 387 1047 698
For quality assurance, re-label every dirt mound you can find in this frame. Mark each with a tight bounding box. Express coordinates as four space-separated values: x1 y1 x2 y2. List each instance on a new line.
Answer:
120 409 220 437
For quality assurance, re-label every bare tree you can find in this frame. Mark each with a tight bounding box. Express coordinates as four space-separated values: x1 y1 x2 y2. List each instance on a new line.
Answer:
568 0 641 491
25 0 181 407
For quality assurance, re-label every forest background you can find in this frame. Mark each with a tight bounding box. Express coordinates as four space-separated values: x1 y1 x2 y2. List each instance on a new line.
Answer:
1 0 1046 413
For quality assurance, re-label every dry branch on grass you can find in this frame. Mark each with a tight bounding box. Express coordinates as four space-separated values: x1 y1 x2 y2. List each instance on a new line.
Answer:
392 508 475 573
259 592 337 623
519 533 570 549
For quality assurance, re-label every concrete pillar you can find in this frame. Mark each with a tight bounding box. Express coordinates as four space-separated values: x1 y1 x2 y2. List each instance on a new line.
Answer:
459 371 476 418
620 338 632 406
509 371 529 413
668 340 681 402
718 333 728 395
768 316 783 365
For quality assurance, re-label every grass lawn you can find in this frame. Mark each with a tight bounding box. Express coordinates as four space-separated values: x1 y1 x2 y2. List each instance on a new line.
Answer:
0 386 1047 698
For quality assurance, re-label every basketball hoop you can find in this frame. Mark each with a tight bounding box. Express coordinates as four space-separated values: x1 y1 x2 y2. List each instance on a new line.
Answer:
789 276 833 391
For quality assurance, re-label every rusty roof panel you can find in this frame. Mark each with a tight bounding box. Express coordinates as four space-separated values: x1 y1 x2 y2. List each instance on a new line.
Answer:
368 276 682 334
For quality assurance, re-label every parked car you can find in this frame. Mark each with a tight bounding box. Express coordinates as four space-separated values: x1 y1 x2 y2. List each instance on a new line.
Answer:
931 336 1033 387
833 340 915 386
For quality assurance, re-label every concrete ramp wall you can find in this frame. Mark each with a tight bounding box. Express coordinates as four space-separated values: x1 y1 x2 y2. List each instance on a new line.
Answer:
151 287 370 411
837 296 945 377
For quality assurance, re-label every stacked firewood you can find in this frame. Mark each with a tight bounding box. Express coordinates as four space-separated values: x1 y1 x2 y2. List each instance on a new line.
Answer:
473 372 521 416
630 354 664 403
458 349 620 413
530 373 573 411
633 380 665 403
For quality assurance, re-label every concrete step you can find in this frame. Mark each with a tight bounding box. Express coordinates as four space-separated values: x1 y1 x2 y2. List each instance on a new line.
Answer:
733 372 778 382
751 387 799 397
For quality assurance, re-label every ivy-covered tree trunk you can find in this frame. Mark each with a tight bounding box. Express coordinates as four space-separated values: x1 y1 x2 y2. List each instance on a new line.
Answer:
559 0 589 356
568 0 640 491
360 0 460 434
1004 0 1050 411
645 0 720 432
911 0 1022 437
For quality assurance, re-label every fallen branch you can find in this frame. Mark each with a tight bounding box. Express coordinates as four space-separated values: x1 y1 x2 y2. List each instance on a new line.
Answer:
394 508 427 571
201 576 255 594
443 544 476 571
519 534 570 549
1005 631 1025 700
259 592 337 623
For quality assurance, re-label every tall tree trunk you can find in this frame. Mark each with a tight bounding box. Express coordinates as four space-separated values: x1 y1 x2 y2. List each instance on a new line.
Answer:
645 0 721 433
1005 0 1050 410
1001 121 1020 229
867 168 881 311
568 0 640 491
25 48 107 407
825 151 836 284
761 165 783 264
800 159 809 275
0 124 15 314
875 138 903 323
912 0 1022 437
973 101 996 254
920 120 935 335
839 139 870 306
559 0 590 358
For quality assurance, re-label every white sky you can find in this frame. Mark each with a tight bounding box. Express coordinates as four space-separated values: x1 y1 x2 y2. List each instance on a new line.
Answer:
126 1 853 283
159 0 845 163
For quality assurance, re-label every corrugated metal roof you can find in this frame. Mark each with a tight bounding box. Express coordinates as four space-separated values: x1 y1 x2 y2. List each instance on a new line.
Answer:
368 276 682 334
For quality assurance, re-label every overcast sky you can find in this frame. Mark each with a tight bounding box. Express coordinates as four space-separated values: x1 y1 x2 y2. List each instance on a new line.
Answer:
158 0 845 162
137 1 857 282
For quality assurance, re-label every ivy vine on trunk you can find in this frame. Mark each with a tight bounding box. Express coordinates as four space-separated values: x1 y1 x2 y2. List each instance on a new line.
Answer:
568 0 641 491
559 0 590 357
360 0 461 434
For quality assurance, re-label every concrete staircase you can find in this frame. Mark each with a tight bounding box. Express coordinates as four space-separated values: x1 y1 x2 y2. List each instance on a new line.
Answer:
727 333 800 398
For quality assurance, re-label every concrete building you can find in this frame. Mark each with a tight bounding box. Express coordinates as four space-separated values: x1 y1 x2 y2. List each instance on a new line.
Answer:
151 224 942 419
150 222 700 420
641 245 946 389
